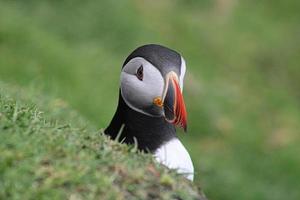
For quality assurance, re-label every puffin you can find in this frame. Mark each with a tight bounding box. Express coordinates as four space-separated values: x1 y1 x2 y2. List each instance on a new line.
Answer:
105 44 194 181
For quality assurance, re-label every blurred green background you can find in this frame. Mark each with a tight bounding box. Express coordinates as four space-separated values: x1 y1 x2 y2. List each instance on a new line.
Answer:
0 0 299 199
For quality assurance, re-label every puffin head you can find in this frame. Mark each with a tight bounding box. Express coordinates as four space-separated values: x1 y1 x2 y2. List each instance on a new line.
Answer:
120 44 187 131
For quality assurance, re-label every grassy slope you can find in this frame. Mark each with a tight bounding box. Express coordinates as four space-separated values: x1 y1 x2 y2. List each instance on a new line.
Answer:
0 82 205 200
0 1 300 199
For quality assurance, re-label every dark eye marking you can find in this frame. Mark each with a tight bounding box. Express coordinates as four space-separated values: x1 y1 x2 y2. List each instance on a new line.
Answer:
136 65 143 81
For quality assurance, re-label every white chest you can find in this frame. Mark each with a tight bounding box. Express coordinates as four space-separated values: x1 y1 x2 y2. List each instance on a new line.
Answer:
154 138 194 181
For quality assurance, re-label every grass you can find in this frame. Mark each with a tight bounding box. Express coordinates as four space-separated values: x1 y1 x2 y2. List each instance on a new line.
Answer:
0 82 205 200
0 0 300 199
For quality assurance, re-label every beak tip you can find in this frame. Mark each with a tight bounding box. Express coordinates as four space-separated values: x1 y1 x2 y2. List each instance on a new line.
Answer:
184 126 187 132
181 119 187 133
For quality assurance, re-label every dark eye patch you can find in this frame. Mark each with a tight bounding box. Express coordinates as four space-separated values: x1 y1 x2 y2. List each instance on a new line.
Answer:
136 65 143 81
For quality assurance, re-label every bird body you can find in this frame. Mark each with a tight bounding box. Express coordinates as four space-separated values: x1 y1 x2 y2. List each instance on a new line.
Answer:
155 138 194 181
105 44 194 181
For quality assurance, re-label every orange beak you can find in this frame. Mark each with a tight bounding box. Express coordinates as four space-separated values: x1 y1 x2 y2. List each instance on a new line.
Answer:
162 72 187 132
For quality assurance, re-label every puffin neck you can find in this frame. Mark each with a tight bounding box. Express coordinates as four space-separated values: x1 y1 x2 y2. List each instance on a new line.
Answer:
105 92 176 152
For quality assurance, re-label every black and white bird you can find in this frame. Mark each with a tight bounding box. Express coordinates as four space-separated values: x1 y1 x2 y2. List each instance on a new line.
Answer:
105 44 194 181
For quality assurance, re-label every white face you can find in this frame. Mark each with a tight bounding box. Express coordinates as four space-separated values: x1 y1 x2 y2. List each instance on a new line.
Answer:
179 57 186 91
120 57 165 116
120 56 186 117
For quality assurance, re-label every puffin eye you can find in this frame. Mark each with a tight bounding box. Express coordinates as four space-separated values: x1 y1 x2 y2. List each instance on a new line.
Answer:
136 65 143 81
